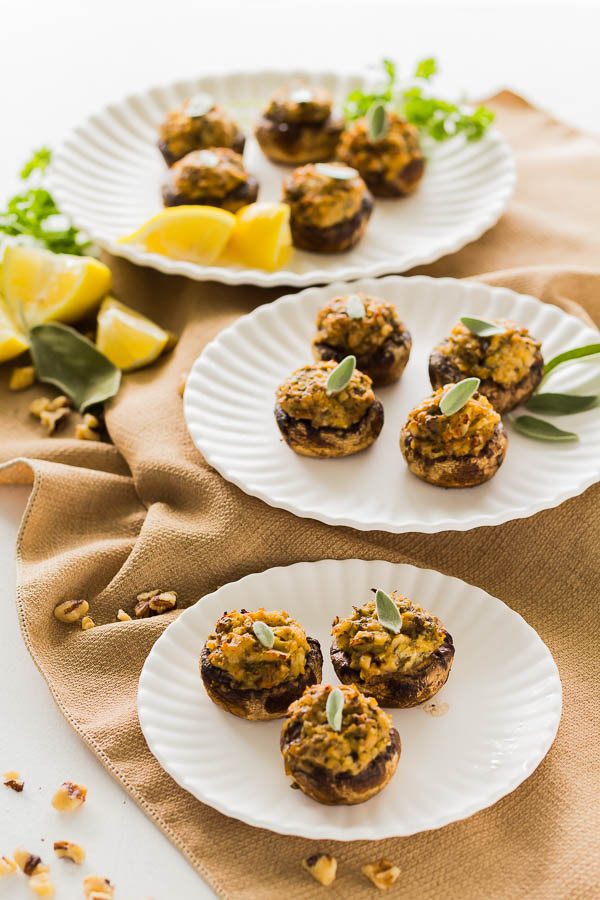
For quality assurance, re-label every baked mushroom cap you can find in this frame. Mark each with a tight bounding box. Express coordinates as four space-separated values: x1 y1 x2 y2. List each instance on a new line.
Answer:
283 163 373 253
158 97 245 166
200 609 323 721
429 320 544 414
280 683 401 805
312 293 412 386
337 111 425 197
331 594 454 708
255 85 344 165
162 148 258 212
275 360 384 458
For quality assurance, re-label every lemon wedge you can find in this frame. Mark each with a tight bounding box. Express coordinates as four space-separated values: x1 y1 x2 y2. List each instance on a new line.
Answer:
119 206 236 265
96 297 171 371
227 203 292 271
2 245 112 328
0 297 29 363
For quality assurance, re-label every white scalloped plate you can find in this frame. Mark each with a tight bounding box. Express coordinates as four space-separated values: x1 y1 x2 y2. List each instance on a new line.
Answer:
184 275 600 534
49 69 515 287
138 559 562 840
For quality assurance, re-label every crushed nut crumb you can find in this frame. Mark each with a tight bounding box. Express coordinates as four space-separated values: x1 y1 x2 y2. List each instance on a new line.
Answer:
302 853 337 887
76 413 101 441
134 589 178 618
9 365 36 391
3 769 24 792
178 371 188 397
51 781 87 812
83 874 115 899
422 700 449 717
81 615 95 631
116 609 132 622
362 858 400 890
30 395 71 434
14 848 48 877
0 856 17 877
53 841 85 865
53 599 90 624
29 871 55 897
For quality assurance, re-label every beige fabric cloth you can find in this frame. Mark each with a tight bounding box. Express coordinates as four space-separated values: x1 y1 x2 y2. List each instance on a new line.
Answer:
1 92 599 899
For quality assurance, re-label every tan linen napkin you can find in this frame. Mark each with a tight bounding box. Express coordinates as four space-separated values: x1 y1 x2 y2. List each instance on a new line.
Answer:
1 92 599 899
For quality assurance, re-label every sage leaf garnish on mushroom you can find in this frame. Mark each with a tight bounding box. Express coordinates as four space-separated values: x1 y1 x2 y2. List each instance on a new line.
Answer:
439 377 480 417
252 620 275 649
460 316 505 337
346 294 366 319
29 323 121 412
326 355 356 396
511 415 579 442
326 687 344 732
290 87 313 104
187 92 214 118
367 101 389 141
315 163 358 181
525 393 598 415
542 343 600 382
375 589 402 634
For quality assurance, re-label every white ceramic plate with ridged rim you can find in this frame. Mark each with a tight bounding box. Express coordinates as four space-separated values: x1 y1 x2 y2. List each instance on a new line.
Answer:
184 275 600 534
138 559 562 840
49 69 515 287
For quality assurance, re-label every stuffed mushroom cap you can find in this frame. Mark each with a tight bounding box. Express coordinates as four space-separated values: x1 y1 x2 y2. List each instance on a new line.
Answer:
337 111 425 197
331 593 454 707
158 95 244 165
313 293 412 385
200 608 323 720
162 148 258 211
263 85 334 125
280 683 401 805
429 319 543 413
283 163 367 230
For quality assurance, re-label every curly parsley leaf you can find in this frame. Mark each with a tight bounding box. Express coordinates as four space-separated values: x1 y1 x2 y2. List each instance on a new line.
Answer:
414 57 437 80
20 146 52 180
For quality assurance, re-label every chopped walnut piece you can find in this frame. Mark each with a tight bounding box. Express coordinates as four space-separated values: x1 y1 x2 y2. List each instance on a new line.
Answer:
76 413 101 441
116 609 132 621
302 853 337 887
178 370 188 397
29 872 55 897
53 841 85 865
54 599 90 624
3 769 24 792
13 848 48 876
134 589 178 618
81 615 95 631
83 874 115 899
0 856 17 877
362 858 400 890
51 781 87 812
9 365 36 391
30 395 71 434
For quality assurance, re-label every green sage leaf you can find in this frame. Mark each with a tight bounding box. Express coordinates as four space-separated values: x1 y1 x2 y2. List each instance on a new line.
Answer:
525 393 598 415
186 92 214 118
367 101 389 140
29 323 121 412
511 415 579 442
543 343 600 379
346 294 365 319
326 687 344 732
252 620 275 649
375 589 402 634
460 316 505 337
314 163 358 181
290 87 313 104
439 377 480 417
326 355 356 395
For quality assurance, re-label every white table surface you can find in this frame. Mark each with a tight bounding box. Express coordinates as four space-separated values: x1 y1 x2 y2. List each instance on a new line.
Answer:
1 1 599 897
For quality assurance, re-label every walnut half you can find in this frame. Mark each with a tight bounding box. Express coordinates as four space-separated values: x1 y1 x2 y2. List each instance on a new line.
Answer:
134 589 178 618
83 874 115 899
51 780 87 812
53 599 89 624
13 847 48 877
53 840 85 864
362 858 400 890
302 853 337 887
3 769 24 792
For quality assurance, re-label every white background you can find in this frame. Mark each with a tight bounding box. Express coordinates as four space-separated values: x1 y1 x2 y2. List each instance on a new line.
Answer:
1 1 598 897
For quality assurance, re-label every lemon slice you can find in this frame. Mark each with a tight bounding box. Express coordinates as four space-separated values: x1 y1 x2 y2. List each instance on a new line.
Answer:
227 203 292 271
2 245 112 328
96 297 171 371
0 297 29 363
119 206 236 265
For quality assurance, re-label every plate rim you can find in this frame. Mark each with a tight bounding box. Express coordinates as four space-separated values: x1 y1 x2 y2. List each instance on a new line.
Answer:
48 67 516 288
184 273 600 534
137 557 563 841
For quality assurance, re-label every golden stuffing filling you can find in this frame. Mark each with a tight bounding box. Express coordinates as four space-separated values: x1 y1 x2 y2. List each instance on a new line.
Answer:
282 684 393 775
332 595 446 681
338 112 423 179
277 361 375 429
436 320 541 387
168 148 249 199
159 100 241 160
405 386 500 459
283 164 366 228
264 86 332 124
206 608 310 690
314 293 403 357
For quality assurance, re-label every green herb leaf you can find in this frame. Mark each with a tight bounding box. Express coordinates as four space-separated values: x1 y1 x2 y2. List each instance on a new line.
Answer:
252 620 275 649
326 687 344 732
460 316 505 337
0 187 90 255
314 163 357 181
439 377 480 417
20 147 52 180
367 101 389 140
414 57 438 80
290 87 313 104
511 415 579 442
375 589 402 634
326 355 356 395
525 393 598 415
186 92 214 118
346 294 365 319
29 323 121 412
542 343 600 380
